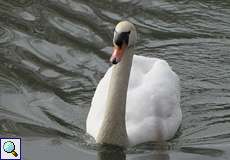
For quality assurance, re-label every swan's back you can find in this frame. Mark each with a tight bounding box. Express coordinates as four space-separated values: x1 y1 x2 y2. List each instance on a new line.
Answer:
86 55 181 146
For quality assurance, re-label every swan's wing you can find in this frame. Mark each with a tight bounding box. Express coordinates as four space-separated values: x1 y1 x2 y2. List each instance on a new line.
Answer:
86 67 112 138
126 56 181 145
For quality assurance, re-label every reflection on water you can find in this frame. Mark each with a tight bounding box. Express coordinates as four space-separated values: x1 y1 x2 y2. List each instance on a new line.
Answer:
97 144 170 160
180 147 224 157
0 0 230 159
97 145 126 160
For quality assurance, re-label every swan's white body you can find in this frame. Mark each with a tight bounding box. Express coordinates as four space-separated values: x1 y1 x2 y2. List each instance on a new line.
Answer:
87 55 181 146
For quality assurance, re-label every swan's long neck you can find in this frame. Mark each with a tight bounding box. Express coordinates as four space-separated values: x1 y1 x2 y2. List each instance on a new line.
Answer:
96 47 134 147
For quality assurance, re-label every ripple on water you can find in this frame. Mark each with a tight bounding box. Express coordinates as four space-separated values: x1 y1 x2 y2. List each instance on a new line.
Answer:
2 0 33 7
40 69 61 78
58 0 95 15
27 38 102 74
0 27 15 44
18 11 36 21
0 67 22 94
46 13 104 47
28 38 66 64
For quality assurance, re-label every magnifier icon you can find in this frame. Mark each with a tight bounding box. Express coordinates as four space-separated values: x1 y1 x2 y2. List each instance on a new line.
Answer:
3 141 18 157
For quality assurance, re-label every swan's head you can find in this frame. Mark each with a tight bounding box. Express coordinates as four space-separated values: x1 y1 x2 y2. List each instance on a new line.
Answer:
110 21 137 64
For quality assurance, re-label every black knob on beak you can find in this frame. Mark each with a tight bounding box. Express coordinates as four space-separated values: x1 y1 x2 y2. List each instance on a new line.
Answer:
113 31 130 48
112 58 118 64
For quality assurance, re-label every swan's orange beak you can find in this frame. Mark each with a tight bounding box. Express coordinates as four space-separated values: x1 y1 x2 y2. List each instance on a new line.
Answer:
110 44 127 64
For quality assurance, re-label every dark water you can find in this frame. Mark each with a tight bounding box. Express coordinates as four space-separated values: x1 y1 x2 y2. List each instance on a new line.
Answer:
0 0 230 159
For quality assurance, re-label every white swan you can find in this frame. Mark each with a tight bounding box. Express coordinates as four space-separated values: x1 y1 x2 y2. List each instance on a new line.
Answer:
86 21 182 147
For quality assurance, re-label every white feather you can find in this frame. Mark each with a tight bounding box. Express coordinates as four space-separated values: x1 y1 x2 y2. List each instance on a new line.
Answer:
87 55 182 146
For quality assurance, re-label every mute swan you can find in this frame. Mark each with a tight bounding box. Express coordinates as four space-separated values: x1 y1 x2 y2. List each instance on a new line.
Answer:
86 21 182 147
